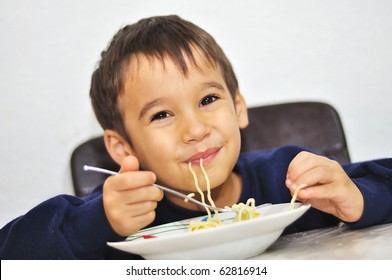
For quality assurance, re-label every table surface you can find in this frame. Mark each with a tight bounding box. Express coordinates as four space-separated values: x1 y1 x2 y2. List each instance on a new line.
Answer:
250 222 392 259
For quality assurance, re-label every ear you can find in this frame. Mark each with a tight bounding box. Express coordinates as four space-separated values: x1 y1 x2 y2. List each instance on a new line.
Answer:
234 90 249 129
103 129 134 166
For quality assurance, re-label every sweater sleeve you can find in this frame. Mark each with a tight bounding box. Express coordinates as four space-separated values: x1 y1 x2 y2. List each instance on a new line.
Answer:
343 158 392 228
0 187 124 259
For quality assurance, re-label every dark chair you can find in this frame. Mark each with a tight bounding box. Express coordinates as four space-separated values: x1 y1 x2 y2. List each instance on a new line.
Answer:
71 101 350 197
240 101 351 163
70 136 120 197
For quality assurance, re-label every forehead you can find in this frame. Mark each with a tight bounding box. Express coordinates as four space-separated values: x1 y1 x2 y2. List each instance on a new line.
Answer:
119 49 226 111
124 46 218 83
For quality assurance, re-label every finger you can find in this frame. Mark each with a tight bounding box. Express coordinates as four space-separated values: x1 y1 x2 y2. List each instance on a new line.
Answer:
123 185 164 204
287 152 322 178
290 183 308 205
294 183 336 200
289 183 330 208
127 201 159 217
104 183 163 209
129 210 157 231
286 152 317 186
109 206 157 236
107 199 157 220
119 155 140 173
105 170 157 192
286 152 333 186
292 183 341 217
290 164 336 191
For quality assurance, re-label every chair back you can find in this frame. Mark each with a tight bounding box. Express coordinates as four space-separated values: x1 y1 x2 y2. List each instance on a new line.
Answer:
241 101 350 164
70 136 119 197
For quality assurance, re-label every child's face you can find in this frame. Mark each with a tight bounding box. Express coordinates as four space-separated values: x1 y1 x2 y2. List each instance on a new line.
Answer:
117 51 248 193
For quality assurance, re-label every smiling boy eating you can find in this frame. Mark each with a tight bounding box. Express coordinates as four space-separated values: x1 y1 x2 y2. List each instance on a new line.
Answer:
1 15 392 259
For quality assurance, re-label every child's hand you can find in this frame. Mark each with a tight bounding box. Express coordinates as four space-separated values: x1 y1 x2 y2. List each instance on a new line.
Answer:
286 151 364 223
102 156 163 237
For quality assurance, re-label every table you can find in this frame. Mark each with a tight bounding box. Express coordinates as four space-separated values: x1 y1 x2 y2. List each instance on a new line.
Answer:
250 222 392 259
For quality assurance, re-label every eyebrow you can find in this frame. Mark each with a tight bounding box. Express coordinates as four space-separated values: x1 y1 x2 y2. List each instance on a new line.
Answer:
138 97 167 120
202 81 225 92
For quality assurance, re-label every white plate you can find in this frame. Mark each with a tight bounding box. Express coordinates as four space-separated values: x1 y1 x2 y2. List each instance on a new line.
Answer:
108 202 311 259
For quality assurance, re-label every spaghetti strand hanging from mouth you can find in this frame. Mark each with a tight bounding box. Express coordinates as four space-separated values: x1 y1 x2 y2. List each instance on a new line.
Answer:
200 158 219 217
187 158 260 231
188 160 212 219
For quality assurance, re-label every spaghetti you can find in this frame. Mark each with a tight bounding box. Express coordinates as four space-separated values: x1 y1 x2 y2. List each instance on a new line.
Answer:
187 159 222 231
184 193 195 203
187 159 260 231
230 198 260 222
290 183 307 209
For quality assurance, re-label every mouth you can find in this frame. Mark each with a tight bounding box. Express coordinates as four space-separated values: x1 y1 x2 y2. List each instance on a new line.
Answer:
185 147 221 165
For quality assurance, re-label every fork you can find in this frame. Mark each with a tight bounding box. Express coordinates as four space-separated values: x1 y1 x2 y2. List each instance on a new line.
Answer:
83 165 236 212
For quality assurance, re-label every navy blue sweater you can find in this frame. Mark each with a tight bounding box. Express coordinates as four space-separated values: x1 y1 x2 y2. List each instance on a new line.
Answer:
1 145 392 259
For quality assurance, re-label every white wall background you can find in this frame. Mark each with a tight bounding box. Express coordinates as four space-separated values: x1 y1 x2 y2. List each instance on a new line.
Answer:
1 0 391 227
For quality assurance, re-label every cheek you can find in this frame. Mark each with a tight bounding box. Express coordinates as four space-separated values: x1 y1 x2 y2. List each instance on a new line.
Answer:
215 110 242 139
133 133 177 169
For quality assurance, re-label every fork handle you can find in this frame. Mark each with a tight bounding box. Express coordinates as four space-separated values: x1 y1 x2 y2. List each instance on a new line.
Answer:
83 165 223 212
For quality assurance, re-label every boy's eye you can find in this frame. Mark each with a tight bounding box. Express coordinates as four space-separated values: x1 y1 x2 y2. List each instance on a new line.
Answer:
151 111 170 122
200 95 219 107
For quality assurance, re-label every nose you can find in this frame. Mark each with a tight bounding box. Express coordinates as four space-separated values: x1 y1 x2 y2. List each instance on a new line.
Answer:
180 111 211 143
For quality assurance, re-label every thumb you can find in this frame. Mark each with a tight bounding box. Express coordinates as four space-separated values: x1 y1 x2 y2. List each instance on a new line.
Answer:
119 155 140 173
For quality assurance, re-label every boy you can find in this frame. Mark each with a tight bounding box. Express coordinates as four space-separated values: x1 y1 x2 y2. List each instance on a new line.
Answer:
1 15 391 259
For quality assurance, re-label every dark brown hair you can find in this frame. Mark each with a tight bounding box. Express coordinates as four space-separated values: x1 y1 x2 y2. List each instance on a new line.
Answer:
90 15 239 143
